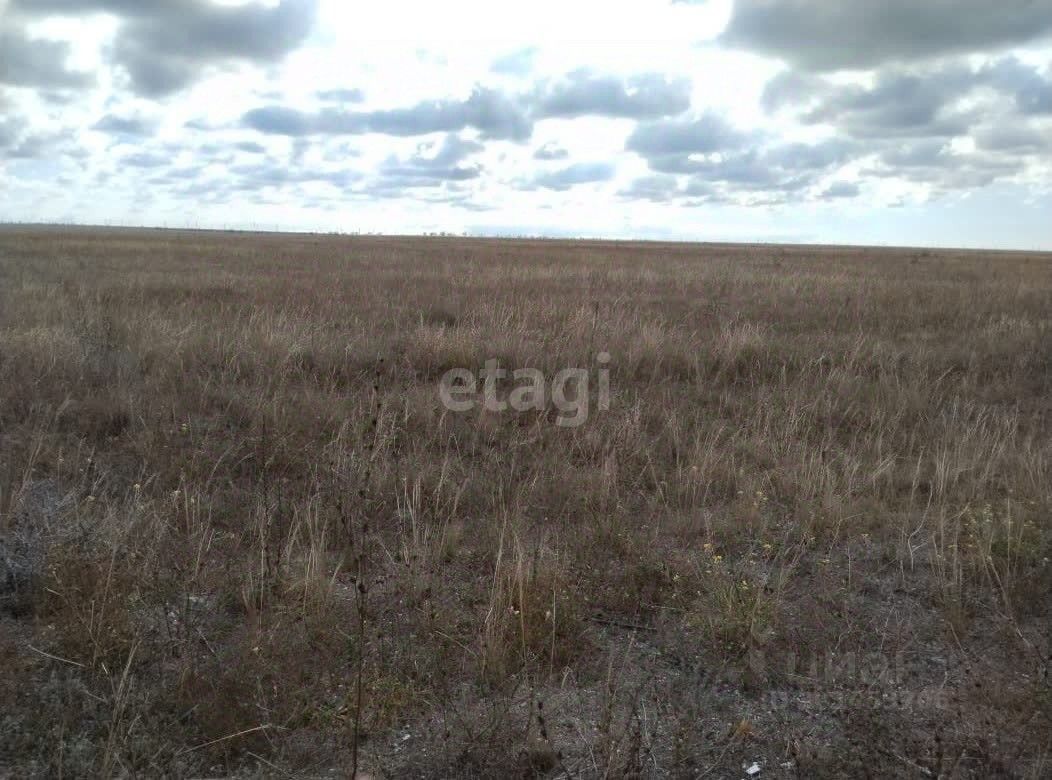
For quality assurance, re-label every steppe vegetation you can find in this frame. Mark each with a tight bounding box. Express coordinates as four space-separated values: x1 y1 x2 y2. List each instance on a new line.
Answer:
1 227 1050 777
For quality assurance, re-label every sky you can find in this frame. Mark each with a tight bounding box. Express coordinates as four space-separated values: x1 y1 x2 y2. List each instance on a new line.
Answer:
1 0 1052 248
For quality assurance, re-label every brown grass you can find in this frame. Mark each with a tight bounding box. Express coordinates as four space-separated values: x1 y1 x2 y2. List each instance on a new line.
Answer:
1 226 1050 777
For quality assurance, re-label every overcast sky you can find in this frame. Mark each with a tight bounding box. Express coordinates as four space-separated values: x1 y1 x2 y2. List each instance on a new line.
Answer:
2 0 1052 248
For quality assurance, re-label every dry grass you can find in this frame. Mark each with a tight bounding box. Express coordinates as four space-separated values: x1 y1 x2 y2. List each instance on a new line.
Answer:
1 226 1050 777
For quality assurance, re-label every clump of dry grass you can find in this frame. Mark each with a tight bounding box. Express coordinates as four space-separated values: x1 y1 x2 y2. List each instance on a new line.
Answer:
1 227 1050 777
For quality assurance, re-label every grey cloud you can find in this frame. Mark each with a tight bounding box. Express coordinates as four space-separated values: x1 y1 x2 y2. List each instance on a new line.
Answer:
0 29 93 89
867 143 1029 190
242 106 314 136
358 181 479 205
820 181 860 199
764 61 1052 141
688 151 814 192
758 58 1052 196
761 70 821 113
626 113 759 174
721 0 1052 71
112 50 196 98
184 117 222 132
235 141 267 154
800 66 978 139
762 139 858 170
237 165 359 190
376 133 484 186
759 59 1049 193
121 151 170 168
491 48 538 76
532 70 691 119
974 125 1049 151
621 126 869 203
10 0 147 13
162 165 207 181
533 143 569 160
13 0 318 97
93 114 157 136
0 119 23 149
880 141 950 169
619 174 681 202
243 87 532 141
321 142 362 162
982 58 1052 115
240 70 695 145
414 134 483 167
6 137 52 159
529 162 616 190
627 113 754 157
683 178 721 200
1017 82 1052 114
0 116 79 159
316 88 365 103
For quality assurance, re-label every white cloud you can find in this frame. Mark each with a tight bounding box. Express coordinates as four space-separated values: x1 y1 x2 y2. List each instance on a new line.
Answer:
1 0 1051 248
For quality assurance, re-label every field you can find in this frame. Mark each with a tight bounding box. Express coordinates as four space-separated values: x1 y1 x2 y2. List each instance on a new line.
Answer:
1 226 1050 778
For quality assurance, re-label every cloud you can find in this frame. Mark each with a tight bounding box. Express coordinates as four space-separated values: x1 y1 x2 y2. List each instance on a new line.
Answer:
862 138 1032 191
532 70 691 119
619 173 681 201
765 59 1052 141
533 143 569 160
880 140 950 169
820 181 860 199
686 151 815 192
5 133 64 159
93 114 157 136
241 106 315 136
0 117 78 159
974 125 1050 151
12 0 319 97
529 162 616 190
627 113 755 157
376 133 484 186
234 141 267 154
491 48 538 76
0 118 26 150
316 88 365 104
122 151 170 168
761 70 824 113
160 159 362 202
0 28 93 89
228 163 360 191
983 58 1052 115
626 113 758 173
868 151 1028 190
758 58 1052 194
795 66 977 138
243 87 532 141
621 129 868 203
238 66 700 153
721 0 1052 71
241 70 693 143
761 139 858 170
